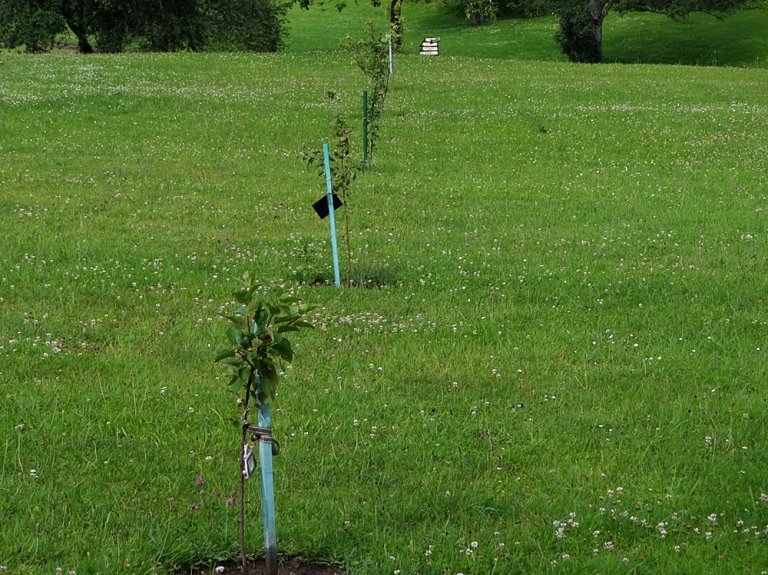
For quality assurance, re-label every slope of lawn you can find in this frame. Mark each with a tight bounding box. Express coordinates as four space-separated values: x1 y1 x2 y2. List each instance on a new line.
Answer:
286 1 768 67
0 42 767 575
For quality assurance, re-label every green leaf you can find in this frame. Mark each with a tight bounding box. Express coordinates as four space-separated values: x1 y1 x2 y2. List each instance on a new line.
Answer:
291 320 315 329
254 305 269 330
230 378 244 394
239 366 252 382
259 361 279 390
220 314 246 327
267 303 281 316
234 289 252 305
277 325 300 333
271 338 294 362
254 386 270 406
214 348 236 362
249 349 263 362
227 324 244 346
221 358 240 368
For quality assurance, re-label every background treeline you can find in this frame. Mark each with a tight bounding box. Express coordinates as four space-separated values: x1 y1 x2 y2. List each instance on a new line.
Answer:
0 0 291 53
0 0 761 59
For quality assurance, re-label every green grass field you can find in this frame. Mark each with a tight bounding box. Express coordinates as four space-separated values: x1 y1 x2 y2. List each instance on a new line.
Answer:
1 7 768 575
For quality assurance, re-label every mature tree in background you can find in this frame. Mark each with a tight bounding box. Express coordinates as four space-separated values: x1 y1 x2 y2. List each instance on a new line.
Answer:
71 0 207 53
0 0 67 52
0 0 288 53
202 0 290 52
442 0 548 24
442 0 499 24
60 0 96 52
548 0 750 62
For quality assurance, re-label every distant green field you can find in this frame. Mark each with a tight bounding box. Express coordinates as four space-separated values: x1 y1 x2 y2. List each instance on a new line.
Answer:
286 1 768 67
1 20 767 575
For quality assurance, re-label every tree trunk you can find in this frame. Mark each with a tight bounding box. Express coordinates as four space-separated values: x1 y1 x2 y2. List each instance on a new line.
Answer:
76 33 94 53
61 0 93 53
389 0 403 48
589 0 611 63
470 2 485 26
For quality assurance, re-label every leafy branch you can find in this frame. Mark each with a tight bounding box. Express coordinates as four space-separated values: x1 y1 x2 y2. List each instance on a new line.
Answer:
215 275 316 406
303 101 360 288
215 274 316 574
341 20 391 165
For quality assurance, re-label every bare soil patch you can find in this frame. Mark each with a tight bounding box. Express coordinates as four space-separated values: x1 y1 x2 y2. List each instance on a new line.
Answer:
182 559 342 575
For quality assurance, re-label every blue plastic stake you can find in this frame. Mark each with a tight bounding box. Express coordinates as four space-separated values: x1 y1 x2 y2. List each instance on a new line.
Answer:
323 144 341 288
257 377 277 575
362 90 368 172
388 39 393 76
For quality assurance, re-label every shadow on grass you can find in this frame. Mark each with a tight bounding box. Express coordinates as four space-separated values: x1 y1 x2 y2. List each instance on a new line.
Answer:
604 10 768 67
179 558 342 575
295 263 398 289
349 262 398 289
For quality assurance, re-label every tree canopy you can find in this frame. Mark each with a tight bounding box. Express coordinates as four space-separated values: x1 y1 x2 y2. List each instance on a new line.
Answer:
0 0 290 53
545 0 750 62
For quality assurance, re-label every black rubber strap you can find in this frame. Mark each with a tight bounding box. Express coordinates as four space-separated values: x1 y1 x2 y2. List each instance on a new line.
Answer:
244 423 281 456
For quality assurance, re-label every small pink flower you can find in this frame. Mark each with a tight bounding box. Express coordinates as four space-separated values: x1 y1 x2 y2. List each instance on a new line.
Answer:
190 503 199 510
226 497 234 506
195 476 204 485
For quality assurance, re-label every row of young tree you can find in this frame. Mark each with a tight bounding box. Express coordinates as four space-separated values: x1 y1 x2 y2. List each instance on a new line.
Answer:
0 0 290 53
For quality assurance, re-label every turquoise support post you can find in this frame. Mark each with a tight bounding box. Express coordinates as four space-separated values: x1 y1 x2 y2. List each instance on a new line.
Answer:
257 394 277 575
388 39 393 76
362 91 368 172
323 143 341 288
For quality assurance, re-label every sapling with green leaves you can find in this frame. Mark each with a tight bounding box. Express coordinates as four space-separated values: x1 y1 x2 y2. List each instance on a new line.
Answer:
303 102 360 288
215 274 316 574
341 20 391 165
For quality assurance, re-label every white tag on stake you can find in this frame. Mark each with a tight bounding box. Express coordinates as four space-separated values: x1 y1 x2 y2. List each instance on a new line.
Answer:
242 443 256 479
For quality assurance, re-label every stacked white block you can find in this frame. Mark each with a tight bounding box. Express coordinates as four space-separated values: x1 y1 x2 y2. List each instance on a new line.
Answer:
419 37 440 56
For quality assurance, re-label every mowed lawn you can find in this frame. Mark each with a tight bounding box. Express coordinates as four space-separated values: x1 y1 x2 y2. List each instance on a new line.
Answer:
1 39 767 575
